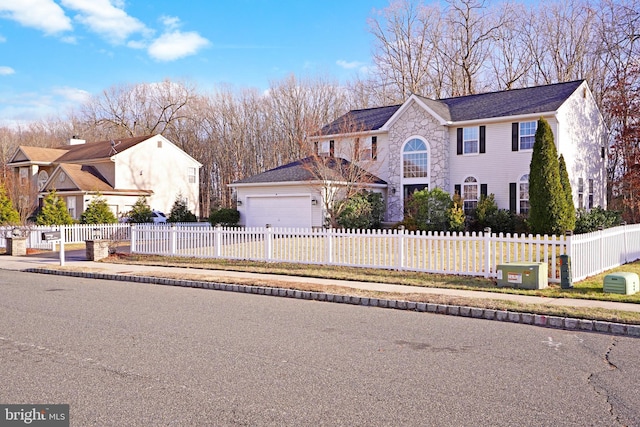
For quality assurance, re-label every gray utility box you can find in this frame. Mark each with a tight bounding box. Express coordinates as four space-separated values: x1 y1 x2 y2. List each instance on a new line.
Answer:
496 262 549 290
603 272 640 295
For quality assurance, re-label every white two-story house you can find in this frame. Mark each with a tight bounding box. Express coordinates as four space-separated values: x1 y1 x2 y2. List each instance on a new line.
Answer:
231 80 607 227
8 134 202 220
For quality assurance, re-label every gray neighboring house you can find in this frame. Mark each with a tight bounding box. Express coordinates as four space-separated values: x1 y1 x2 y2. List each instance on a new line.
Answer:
231 80 607 227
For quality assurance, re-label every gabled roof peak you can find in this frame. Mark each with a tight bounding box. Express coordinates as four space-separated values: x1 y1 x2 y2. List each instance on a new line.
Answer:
321 80 586 135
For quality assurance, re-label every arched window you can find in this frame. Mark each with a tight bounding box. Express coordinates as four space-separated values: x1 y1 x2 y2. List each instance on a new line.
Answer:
403 139 428 178
402 138 430 199
519 174 529 214
463 176 478 214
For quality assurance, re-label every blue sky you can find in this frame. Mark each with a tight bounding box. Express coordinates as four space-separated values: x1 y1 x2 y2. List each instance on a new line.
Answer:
0 0 389 126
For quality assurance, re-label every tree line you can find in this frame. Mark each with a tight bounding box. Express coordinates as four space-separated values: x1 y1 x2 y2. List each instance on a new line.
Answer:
0 0 638 221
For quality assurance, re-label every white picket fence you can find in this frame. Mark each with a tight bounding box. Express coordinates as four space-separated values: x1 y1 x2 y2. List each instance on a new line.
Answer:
0 223 132 250
4 222 640 283
130 225 572 283
569 223 640 282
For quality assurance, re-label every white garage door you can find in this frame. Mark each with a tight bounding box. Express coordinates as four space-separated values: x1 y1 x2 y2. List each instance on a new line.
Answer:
246 196 312 228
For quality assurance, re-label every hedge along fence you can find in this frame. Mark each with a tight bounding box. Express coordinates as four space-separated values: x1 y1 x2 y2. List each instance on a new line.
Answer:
130 225 572 283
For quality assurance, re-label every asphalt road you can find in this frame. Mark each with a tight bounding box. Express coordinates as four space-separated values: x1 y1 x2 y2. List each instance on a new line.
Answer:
1 270 639 426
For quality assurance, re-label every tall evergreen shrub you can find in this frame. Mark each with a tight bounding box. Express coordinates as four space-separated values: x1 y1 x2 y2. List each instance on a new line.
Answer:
558 154 576 231
36 190 74 225
528 117 565 235
0 185 20 225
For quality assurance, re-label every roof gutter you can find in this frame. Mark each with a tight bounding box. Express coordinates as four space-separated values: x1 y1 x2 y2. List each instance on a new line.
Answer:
446 111 557 127
229 180 388 189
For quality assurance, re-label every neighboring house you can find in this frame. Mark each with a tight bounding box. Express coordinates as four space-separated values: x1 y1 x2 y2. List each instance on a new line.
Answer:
8 134 202 220
232 80 607 227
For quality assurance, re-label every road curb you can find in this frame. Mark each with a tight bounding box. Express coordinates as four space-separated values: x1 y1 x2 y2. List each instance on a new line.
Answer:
24 267 640 338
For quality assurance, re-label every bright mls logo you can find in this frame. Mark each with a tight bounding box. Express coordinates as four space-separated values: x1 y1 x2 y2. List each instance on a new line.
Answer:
0 405 68 426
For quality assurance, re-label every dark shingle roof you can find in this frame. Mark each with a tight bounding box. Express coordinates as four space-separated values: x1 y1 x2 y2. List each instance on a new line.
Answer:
55 135 152 162
321 80 585 133
320 104 402 135
431 80 584 122
232 157 386 185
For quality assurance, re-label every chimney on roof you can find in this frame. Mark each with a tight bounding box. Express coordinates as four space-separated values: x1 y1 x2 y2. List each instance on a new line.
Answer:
69 136 85 145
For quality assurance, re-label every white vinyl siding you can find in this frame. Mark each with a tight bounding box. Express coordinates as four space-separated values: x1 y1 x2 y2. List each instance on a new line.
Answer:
450 119 558 213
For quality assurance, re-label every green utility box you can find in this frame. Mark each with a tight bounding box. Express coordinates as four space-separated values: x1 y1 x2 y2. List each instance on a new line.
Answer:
496 262 549 290
603 272 639 295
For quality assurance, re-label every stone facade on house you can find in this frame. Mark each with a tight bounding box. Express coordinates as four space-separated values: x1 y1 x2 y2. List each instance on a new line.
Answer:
386 102 450 222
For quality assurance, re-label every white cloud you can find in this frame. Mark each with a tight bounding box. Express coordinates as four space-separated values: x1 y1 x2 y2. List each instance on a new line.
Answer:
0 86 90 127
160 15 181 31
148 30 209 62
336 60 363 70
52 86 91 103
0 0 72 34
337 59 372 74
0 35 5 42
60 0 149 44
0 66 14 75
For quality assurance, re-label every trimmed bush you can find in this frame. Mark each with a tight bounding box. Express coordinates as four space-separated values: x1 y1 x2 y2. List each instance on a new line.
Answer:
36 190 74 225
0 184 19 225
336 191 385 229
168 196 197 223
574 207 622 234
126 196 153 223
405 187 452 232
209 208 240 226
80 195 117 224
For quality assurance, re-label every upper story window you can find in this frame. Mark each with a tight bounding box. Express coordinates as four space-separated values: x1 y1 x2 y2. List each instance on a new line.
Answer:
463 176 479 214
188 167 197 184
318 140 335 157
578 177 584 208
403 138 428 178
457 126 485 155
359 136 378 161
463 127 479 154
519 121 537 150
19 167 28 185
519 174 529 214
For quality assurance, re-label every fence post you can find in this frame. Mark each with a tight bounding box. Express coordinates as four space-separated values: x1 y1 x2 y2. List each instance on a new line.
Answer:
483 227 492 278
598 226 604 273
59 224 65 266
396 226 405 270
215 225 222 258
564 230 575 277
622 222 628 264
170 224 177 255
325 228 333 265
265 224 273 261
130 224 136 253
